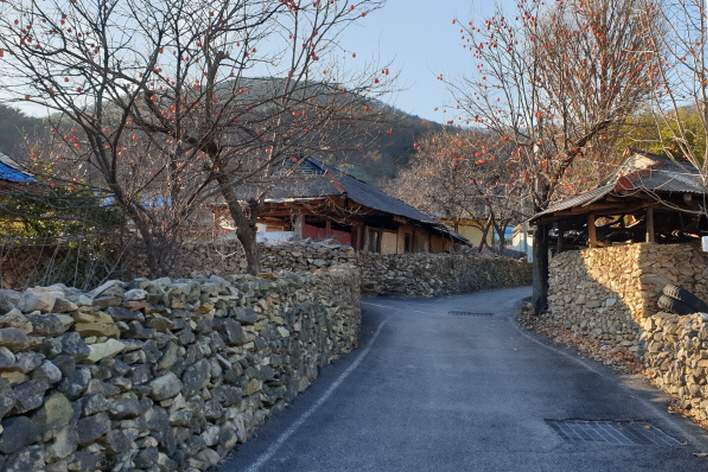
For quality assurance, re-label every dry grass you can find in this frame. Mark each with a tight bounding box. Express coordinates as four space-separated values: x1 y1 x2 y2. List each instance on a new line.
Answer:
516 302 643 374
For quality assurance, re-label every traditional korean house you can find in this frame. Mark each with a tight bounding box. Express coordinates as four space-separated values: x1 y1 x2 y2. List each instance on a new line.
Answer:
255 157 470 253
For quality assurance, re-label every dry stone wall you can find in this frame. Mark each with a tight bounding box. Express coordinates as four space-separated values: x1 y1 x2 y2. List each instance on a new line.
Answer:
173 240 531 298
547 242 708 353
167 240 356 280
640 312 708 422
358 251 532 298
0 265 360 472
546 242 708 424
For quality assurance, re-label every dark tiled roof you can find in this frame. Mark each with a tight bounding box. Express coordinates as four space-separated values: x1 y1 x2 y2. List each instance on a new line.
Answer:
266 157 469 243
532 150 708 221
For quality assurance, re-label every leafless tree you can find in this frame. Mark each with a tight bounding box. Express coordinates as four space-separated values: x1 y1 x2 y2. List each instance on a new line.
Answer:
0 0 389 276
447 0 657 313
392 128 526 254
640 1 708 188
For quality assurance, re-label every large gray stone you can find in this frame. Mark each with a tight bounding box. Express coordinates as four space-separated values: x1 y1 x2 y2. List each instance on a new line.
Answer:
231 307 259 324
18 291 56 313
0 290 20 315
52 297 79 313
103 429 132 456
138 406 175 454
216 318 243 345
104 305 144 322
0 347 17 371
59 367 91 399
92 280 124 298
0 380 17 418
5 445 45 472
59 332 90 361
76 412 111 445
156 342 180 371
82 394 110 416
26 313 68 336
67 450 105 471
32 392 74 437
45 426 79 461
194 447 220 468
0 328 30 350
32 360 63 384
108 396 141 419
149 372 183 401
181 360 210 397
16 351 44 374
12 379 50 414
86 379 121 396
0 415 40 453
133 446 159 469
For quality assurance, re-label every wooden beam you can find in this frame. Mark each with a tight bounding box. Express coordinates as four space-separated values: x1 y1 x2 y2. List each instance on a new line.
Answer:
646 206 655 243
587 214 597 248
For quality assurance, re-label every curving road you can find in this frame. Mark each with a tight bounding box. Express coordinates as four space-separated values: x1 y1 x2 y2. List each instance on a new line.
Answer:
219 286 708 472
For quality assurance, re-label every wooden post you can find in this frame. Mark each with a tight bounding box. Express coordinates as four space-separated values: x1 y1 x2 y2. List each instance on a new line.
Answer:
587 214 597 248
646 206 655 243
556 223 564 254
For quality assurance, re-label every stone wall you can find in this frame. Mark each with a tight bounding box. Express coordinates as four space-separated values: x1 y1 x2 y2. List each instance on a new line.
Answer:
358 251 532 298
640 312 708 422
0 265 360 472
173 240 531 298
172 240 356 279
546 241 708 424
546 242 708 353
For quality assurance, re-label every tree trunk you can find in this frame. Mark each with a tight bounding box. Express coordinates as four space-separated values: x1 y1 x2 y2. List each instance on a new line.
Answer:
532 223 550 315
496 224 506 255
216 175 262 275
115 193 172 279
478 215 493 252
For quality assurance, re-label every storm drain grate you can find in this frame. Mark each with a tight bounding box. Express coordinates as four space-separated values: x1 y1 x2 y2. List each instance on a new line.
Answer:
545 420 682 446
448 311 493 317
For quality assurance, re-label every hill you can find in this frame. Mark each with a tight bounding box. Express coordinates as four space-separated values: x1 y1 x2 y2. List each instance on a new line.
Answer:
0 94 441 184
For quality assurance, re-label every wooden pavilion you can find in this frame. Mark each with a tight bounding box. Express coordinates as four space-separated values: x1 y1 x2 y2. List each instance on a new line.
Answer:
530 149 708 252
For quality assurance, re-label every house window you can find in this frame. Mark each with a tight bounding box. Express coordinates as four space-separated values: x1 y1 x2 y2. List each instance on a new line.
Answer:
304 216 327 229
331 221 352 233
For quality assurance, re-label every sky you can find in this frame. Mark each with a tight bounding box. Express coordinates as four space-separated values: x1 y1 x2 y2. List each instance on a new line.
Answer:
338 0 507 124
7 0 510 124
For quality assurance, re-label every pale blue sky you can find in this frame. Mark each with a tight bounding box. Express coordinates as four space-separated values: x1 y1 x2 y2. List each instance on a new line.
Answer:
339 0 506 123
9 1 509 124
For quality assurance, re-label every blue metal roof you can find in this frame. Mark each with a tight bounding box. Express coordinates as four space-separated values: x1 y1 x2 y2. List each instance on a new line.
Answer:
0 152 35 182
0 161 35 182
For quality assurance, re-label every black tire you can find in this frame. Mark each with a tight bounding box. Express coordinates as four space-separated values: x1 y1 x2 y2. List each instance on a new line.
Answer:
658 294 696 316
662 284 708 313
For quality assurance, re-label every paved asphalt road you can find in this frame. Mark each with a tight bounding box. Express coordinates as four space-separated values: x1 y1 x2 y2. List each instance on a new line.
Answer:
218 286 708 472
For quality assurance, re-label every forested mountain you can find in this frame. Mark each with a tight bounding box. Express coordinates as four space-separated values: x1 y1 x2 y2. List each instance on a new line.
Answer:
0 100 441 183
0 104 45 160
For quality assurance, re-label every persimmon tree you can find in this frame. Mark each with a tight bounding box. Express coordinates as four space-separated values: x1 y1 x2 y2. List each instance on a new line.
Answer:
393 128 526 254
447 0 657 313
0 0 389 276
639 0 708 182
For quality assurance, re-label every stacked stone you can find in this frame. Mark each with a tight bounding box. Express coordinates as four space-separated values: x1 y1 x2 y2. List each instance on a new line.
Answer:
261 240 356 273
357 252 532 298
166 239 356 280
0 266 360 472
547 247 643 350
547 242 708 354
641 312 708 422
